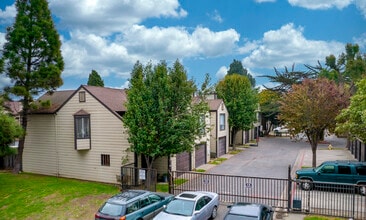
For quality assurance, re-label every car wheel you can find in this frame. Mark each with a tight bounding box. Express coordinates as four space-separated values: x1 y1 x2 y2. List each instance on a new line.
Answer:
210 206 218 219
300 179 313 191
359 184 366 196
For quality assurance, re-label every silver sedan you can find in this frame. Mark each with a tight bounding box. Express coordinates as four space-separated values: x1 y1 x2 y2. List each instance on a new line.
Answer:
153 191 219 220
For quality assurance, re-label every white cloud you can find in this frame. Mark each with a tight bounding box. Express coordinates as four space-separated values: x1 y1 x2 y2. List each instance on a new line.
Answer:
355 0 366 18
122 25 240 59
242 23 345 69
61 31 140 79
288 0 352 10
61 25 240 80
216 66 227 79
208 10 223 23
49 0 187 35
0 4 15 25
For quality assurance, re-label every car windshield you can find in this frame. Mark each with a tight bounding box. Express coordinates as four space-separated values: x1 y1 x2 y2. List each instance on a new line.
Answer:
99 202 125 216
225 213 258 220
164 198 195 216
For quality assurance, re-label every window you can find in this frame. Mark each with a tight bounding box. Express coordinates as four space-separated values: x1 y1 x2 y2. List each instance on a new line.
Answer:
219 113 225 130
101 154 110 166
199 115 206 135
338 165 351 174
321 165 335 173
75 115 90 139
79 91 86 102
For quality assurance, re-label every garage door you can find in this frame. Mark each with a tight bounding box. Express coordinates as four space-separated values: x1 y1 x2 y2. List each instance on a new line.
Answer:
176 151 191 171
218 137 226 157
195 144 206 168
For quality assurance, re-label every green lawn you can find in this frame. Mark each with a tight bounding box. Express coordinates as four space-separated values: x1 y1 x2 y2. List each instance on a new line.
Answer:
0 171 120 219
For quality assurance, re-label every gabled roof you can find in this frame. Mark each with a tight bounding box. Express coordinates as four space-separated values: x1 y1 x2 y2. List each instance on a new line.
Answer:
83 85 127 112
207 99 224 111
34 90 74 113
3 101 22 115
31 85 127 118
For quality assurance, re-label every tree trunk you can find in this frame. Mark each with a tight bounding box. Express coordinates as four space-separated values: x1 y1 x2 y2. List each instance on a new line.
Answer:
13 97 29 174
231 128 238 150
311 143 317 168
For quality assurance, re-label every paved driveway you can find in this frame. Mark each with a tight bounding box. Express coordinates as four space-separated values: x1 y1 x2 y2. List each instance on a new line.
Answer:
208 135 349 219
208 136 309 179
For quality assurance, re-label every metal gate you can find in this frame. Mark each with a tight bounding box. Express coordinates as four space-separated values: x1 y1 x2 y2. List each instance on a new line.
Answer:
170 171 366 219
170 171 290 209
121 165 157 192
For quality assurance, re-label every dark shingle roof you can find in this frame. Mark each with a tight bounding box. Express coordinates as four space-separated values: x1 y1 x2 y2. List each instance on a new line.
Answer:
32 85 127 117
84 86 127 112
207 99 223 111
3 101 22 115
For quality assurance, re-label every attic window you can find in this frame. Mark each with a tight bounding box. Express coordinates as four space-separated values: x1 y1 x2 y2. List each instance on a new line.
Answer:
79 91 86 102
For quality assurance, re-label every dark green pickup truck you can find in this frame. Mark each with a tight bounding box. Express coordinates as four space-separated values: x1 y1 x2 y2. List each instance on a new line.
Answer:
295 160 366 195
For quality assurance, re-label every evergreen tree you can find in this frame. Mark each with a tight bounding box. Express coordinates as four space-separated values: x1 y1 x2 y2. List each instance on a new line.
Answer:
1 0 64 173
87 70 104 87
227 59 256 87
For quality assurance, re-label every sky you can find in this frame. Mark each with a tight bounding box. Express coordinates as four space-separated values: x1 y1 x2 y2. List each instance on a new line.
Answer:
0 0 366 91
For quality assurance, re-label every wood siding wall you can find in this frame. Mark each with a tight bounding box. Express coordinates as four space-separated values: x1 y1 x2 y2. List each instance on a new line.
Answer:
24 88 133 184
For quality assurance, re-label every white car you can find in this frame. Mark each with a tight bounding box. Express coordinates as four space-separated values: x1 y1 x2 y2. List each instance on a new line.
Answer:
273 126 289 133
153 191 219 220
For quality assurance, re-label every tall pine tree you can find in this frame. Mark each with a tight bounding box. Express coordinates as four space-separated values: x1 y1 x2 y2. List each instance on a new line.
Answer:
87 70 104 87
1 0 64 173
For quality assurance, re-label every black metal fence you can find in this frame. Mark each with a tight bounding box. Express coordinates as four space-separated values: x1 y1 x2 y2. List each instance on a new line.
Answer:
120 164 157 192
170 171 366 219
293 180 366 219
0 155 16 169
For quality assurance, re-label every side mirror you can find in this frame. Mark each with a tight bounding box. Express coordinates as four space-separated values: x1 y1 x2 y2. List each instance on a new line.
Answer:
193 210 201 215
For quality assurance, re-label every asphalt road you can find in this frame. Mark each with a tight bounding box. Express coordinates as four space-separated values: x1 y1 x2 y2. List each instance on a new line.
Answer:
208 136 309 179
210 136 310 219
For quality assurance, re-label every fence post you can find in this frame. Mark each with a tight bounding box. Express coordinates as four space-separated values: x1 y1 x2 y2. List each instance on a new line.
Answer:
287 164 292 211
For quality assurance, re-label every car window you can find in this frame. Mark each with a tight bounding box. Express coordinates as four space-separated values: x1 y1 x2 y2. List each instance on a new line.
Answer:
100 202 125 216
338 165 351 174
148 194 161 204
203 196 212 204
126 200 139 214
139 196 151 208
195 197 206 211
320 165 335 173
165 198 195 216
356 166 366 175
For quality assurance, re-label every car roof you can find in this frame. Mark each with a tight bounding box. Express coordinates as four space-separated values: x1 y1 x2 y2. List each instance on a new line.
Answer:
321 160 366 166
176 191 212 201
107 190 150 204
228 203 264 217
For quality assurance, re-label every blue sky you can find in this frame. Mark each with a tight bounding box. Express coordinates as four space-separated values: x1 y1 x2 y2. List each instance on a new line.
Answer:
0 0 366 91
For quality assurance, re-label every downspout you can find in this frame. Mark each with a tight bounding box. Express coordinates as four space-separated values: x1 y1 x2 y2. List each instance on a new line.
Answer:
55 113 59 177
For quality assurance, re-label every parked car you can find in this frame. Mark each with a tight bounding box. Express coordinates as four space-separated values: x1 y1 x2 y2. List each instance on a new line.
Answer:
153 191 219 220
295 160 366 195
95 189 174 220
224 202 273 220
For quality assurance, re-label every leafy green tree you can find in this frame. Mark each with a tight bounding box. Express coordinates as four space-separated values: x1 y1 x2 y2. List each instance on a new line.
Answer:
227 59 256 87
1 0 64 173
216 74 258 150
336 78 366 142
87 70 104 87
258 89 281 131
279 78 349 167
123 60 209 170
0 99 23 156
